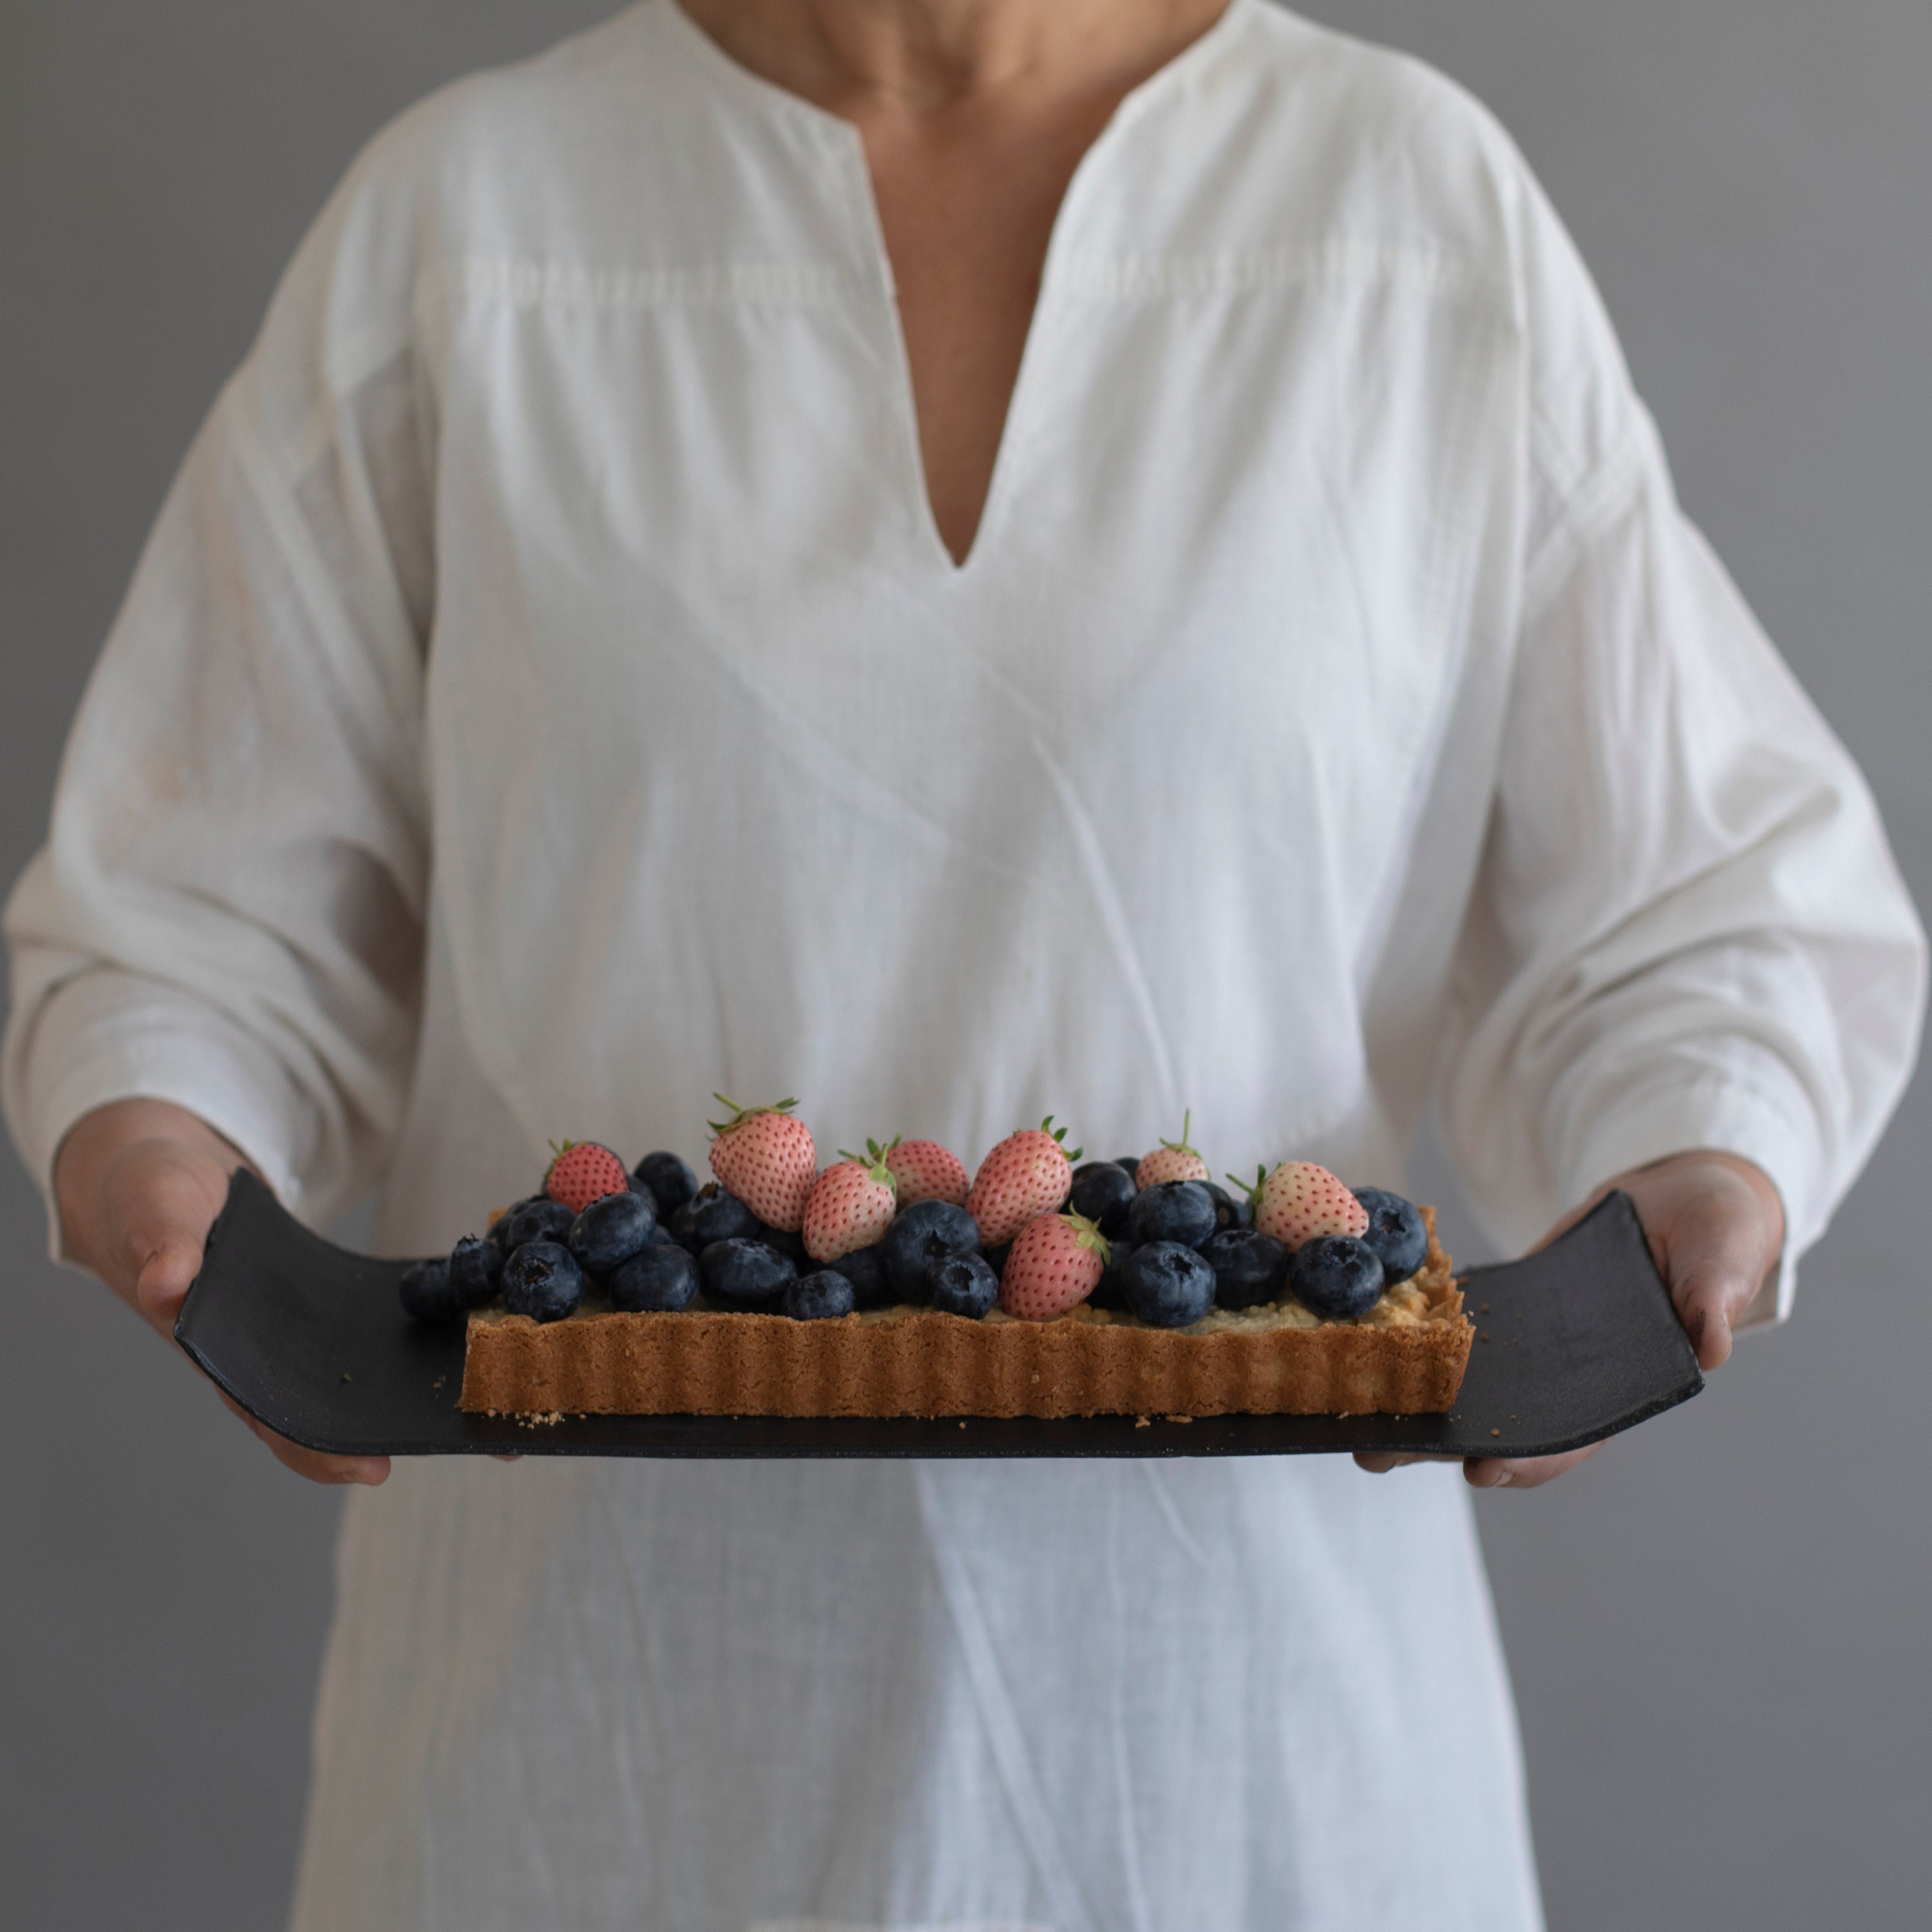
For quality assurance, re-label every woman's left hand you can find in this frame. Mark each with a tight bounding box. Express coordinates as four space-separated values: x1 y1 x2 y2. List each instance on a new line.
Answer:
1356 1148 1785 1490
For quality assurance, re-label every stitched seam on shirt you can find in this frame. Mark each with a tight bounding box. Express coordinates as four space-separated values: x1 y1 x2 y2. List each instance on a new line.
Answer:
1519 419 1652 626
223 377 433 879
459 255 848 310
1056 241 1509 310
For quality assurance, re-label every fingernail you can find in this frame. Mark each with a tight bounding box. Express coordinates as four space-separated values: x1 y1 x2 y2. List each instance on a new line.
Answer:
1687 1308 1707 1350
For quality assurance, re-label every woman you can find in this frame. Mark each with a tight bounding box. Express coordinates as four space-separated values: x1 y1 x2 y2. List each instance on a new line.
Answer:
9 1 1921 1925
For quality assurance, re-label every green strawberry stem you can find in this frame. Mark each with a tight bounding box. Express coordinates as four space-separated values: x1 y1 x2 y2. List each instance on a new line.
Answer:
1227 1164 1271 1211
1064 1209 1111 1264
838 1135 902 1168
1159 1109 1198 1157
831 1135 898 1190
707 1095 800 1136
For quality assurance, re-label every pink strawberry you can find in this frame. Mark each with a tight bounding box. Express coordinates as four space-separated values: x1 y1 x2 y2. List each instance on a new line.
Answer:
998 1211 1110 1321
545 1136 626 1213
708 1095 818 1231
1135 1109 1210 1188
882 1137 969 1208
1244 1160 1368 1251
804 1149 898 1262
545 1141 631 1215
966 1117 1081 1245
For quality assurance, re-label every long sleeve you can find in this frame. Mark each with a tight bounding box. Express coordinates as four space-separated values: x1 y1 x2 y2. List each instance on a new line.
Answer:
3 142 437 1242
1437 162 1926 1325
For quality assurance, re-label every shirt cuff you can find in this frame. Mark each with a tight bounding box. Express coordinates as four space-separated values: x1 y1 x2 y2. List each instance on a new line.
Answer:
1560 1072 1820 1331
5 970 314 1265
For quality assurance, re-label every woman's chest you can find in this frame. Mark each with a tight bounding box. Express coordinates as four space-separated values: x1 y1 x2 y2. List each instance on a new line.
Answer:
423 261 1519 799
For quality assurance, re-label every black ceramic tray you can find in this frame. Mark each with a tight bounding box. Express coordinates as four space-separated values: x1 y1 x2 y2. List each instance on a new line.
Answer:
174 1171 1700 1460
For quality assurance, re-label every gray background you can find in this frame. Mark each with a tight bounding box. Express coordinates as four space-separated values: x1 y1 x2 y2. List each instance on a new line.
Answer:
2 1 1927 1926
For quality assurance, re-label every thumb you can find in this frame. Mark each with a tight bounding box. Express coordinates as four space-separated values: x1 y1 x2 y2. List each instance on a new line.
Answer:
94 1152 229 1339
131 1219 212 1336
1657 1198 1779 1372
1665 1234 1757 1372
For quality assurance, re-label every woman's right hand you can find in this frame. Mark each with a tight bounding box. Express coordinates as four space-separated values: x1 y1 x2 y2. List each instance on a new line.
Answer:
54 1097 390 1486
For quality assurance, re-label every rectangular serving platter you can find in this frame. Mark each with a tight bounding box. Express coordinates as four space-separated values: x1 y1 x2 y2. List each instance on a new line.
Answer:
175 1171 1700 1460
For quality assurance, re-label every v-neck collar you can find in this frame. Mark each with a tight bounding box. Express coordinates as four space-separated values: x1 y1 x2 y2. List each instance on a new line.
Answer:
653 0 1258 578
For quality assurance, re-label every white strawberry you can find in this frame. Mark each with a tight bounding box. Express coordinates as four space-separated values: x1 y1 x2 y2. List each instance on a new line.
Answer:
882 1137 969 1208
966 1117 1080 1245
1245 1160 1368 1251
708 1095 817 1231
998 1211 1110 1321
803 1148 898 1262
1135 1110 1210 1188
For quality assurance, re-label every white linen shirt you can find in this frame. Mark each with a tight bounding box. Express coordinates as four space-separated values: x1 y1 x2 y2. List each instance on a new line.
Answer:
5 4 1923 1927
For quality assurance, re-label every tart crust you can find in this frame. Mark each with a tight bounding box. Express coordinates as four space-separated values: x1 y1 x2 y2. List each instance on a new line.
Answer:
460 1211 1470 1419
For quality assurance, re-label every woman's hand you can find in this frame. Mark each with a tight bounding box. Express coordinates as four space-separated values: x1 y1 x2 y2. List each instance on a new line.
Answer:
1356 1148 1785 1491
54 1097 391 1486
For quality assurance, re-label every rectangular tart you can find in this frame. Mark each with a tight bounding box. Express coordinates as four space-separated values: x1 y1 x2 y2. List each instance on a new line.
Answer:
460 1211 1470 1420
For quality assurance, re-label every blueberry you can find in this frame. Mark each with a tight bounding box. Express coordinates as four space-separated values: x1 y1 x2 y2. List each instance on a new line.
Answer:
927 1251 999 1318
608 1242 701 1312
501 1241 585 1323
824 1242 891 1308
507 1197 574 1251
669 1182 762 1256
1351 1188 1428 1283
784 1270 857 1320
489 1195 545 1258
757 1222 811 1269
1113 1156 1142 1179
1202 1181 1250 1233
883 1199 982 1300
981 1241 1011 1281
632 1150 699 1216
1090 1235 1135 1309
1070 1160 1137 1235
1202 1228 1287 1310
1121 1242 1216 1329
448 1235 504 1309
1289 1236 1385 1321
700 1238 797 1307
1128 1180 1217 1249
399 1256 460 1323
568 1189 658 1275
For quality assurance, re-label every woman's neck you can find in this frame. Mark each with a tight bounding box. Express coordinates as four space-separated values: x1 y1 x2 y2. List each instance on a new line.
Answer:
671 0 1234 564
676 0 1231 121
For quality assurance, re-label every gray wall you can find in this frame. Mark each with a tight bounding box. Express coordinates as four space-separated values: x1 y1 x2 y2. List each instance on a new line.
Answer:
1 3 1926 1927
